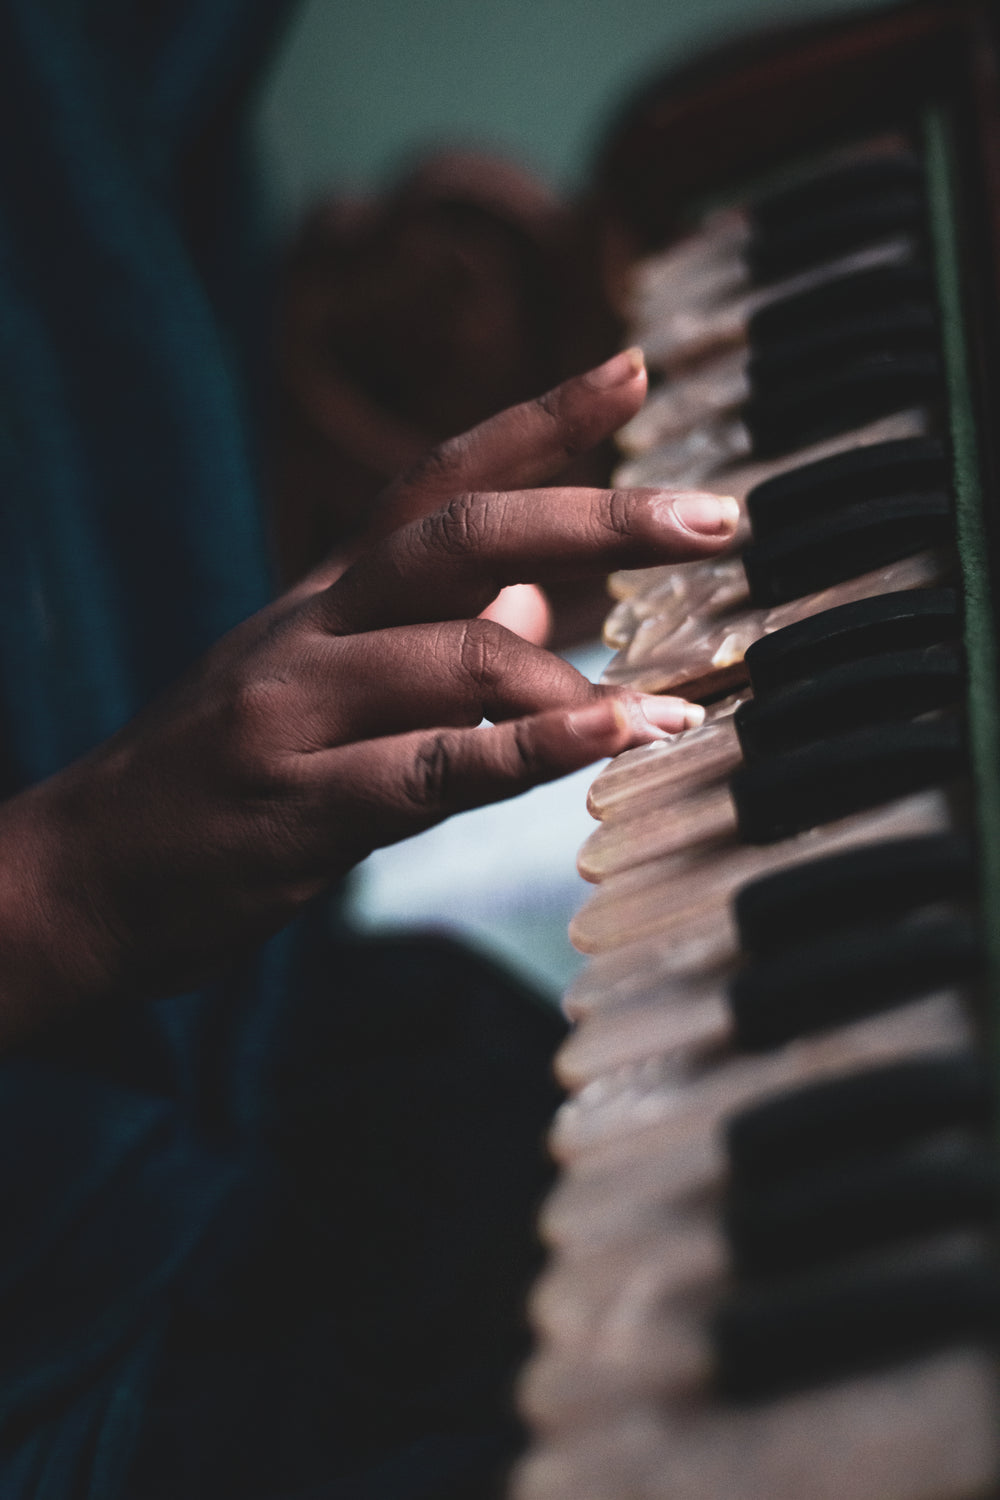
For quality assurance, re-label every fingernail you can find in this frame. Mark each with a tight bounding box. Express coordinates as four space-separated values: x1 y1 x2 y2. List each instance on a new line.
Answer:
668 492 740 536
637 695 705 733
565 699 624 742
584 346 645 390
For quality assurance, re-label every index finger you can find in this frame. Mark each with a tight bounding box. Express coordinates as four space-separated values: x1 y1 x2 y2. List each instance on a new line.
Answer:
364 348 648 542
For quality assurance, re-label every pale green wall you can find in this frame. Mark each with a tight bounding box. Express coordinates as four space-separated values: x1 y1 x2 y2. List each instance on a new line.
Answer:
257 0 897 225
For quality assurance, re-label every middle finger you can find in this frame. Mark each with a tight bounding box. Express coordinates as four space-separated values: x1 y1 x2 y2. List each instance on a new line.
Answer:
316 486 739 635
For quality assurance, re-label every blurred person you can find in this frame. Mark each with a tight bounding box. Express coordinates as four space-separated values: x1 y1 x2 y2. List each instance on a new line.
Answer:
0 3 737 1497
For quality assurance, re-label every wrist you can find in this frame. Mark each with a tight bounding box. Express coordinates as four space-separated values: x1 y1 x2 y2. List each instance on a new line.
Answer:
0 774 122 1044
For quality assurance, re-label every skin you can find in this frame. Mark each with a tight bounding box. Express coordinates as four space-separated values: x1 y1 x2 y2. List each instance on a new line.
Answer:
0 349 738 1046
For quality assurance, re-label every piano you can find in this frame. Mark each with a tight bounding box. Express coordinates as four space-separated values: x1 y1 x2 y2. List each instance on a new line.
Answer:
512 4 1000 1497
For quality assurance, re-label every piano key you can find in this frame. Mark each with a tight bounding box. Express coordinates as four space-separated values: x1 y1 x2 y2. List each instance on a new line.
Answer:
614 395 926 494
599 639 964 820
578 777 738 879
619 268 936 455
618 351 752 455
748 257 932 349
733 830 975 954
745 349 941 459
626 208 751 321
745 434 948 539
545 1045 985 1259
715 1234 1000 1398
572 790 951 949
603 557 750 655
531 1216 994 1412
742 490 952 607
512 1349 1000 1500
742 584 959 694
534 1153 995 1404
730 910 982 1051
637 237 916 373
625 138 917 317
585 709 746 821
610 410 932 609
550 989 972 1162
602 549 946 698
731 715 964 843
612 347 939 490
733 641 963 758
578 717 964 881
610 437 951 677
555 976 732 1090
725 1050 991 1181
747 179 926 284
724 1134 999 1279
559 906 980 1088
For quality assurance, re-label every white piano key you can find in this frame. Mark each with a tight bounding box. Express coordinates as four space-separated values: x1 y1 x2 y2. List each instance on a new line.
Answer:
637 236 916 373
601 549 948 697
550 989 974 1163
613 405 927 506
513 1349 1000 1500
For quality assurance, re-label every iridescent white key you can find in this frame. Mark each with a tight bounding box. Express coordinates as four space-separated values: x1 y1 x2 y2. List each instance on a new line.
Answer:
551 989 972 1163
601 549 947 697
513 1349 1000 1500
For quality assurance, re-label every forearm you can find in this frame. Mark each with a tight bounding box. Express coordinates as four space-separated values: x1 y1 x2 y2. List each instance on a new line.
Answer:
0 779 118 1046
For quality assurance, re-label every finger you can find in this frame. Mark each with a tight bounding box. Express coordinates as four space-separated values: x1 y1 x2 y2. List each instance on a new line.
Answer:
291 620 703 745
317 486 739 634
479 583 552 644
363 348 648 541
316 694 694 857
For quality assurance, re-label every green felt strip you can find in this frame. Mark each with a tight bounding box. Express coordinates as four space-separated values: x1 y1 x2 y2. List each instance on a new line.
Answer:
923 106 1000 1079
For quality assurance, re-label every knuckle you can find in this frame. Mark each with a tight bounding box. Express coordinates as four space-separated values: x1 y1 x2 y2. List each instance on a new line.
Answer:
595 488 636 544
401 731 456 811
456 617 507 692
404 432 470 493
420 490 491 559
221 676 296 787
536 386 587 461
227 674 288 738
508 717 542 777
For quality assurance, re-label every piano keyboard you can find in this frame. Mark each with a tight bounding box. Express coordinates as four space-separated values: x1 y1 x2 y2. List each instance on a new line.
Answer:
511 9 1000 1497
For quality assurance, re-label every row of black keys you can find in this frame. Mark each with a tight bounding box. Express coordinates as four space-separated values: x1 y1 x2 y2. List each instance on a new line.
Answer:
651 149 937 451
695 431 995 1400
730 438 962 851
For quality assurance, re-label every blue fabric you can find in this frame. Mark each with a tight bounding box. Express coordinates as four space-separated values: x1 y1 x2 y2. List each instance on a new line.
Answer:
0 5 562 1496
0 4 310 1488
0 0 285 781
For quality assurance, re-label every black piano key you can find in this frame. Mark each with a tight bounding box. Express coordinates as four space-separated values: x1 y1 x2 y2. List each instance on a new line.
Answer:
743 350 941 460
733 831 976 954
744 588 960 696
747 260 932 346
713 1242 1000 1400
734 643 962 759
745 435 949 541
728 911 981 1051
725 1052 991 1181
749 152 924 241
742 491 953 609
725 1137 1000 1280
730 717 965 844
746 188 926 285
748 303 938 396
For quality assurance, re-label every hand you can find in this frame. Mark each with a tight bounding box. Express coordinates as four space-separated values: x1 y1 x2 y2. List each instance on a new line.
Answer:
0 350 738 1038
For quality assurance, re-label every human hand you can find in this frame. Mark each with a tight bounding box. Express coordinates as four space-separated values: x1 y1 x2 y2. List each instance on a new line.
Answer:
0 350 738 1034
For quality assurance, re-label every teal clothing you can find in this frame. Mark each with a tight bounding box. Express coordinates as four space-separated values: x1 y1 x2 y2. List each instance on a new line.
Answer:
0 3 564 1495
